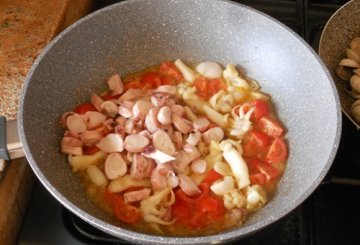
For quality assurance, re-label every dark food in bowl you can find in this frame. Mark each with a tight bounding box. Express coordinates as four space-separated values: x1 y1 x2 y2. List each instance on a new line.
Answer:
59 60 288 235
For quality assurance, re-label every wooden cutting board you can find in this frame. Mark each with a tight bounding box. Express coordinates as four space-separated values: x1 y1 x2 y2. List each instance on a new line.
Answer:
0 1 93 244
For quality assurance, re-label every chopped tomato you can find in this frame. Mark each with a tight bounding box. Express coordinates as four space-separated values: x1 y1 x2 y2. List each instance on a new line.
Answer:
74 103 97 114
172 201 192 222
266 137 287 164
243 131 270 158
140 72 162 88
159 61 183 81
83 145 100 155
194 77 226 99
252 99 269 121
197 196 225 218
257 116 284 137
250 172 267 185
202 169 223 185
251 158 279 181
105 191 142 224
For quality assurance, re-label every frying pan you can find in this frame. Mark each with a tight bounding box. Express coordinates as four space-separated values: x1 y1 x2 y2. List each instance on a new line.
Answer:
18 0 341 244
319 0 360 130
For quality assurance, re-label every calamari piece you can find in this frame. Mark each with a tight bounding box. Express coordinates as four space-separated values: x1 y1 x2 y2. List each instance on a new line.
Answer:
61 136 83 155
202 127 224 145
107 74 124 95
196 61 223 78
152 130 176 156
87 165 108 187
178 174 201 196
96 133 124 153
174 59 197 83
104 153 127 180
67 113 87 133
108 174 151 193
68 151 107 172
124 134 150 153
124 188 151 203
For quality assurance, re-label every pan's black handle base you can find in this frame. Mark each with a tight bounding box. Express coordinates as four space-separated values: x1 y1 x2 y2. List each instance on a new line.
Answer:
0 116 10 161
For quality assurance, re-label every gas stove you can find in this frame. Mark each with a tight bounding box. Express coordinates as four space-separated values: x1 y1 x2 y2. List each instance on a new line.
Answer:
18 0 360 244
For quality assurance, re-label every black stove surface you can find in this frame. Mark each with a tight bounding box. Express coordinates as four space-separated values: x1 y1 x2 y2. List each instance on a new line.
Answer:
18 1 360 244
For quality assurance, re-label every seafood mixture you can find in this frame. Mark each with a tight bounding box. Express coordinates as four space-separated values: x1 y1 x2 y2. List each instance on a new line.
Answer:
59 60 288 236
336 37 360 123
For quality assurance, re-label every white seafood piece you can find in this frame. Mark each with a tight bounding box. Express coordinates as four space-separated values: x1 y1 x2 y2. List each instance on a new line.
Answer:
80 130 103 145
118 106 133 118
132 100 153 120
351 99 360 123
150 93 169 107
214 161 233 176
125 119 136 135
108 175 151 193
172 114 192 134
346 48 360 63
183 144 201 162
193 117 210 132
203 105 228 128
151 167 168 191
229 104 254 138
178 174 201 196
173 150 192 173
87 165 108 187
195 61 223 78
145 107 160 133
60 112 74 128
63 130 80 139
171 104 185 117
174 59 197 83
138 130 152 139
100 100 118 117
246 185 268 212
350 75 360 94
155 85 176 95
210 176 234 196
107 74 124 95
142 149 175 165
167 172 179 189
68 151 107 172
152 130 176 156
130 154 155 179
124 134 150 153
184 106 198 121
85 111 107 129
114 125 125 138
124 188 151 203
118 89 145 101
157 106 172 125
222 143 250 189
171 131 183 149
202 127 224 144
61 137 83 155
190 159 207 174
339 58 360 68
91 93 104 111
223 64 250 89
104 153 127 180
96 133 124 153
67 113 87 133
186 132 201 146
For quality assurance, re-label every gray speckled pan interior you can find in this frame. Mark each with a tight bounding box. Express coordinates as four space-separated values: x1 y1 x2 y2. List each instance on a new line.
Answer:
18 0 341 244
319 0 360 129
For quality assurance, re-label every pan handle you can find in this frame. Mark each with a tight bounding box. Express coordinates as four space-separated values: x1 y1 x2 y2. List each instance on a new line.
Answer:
0 116 24 161
0 116 10 161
